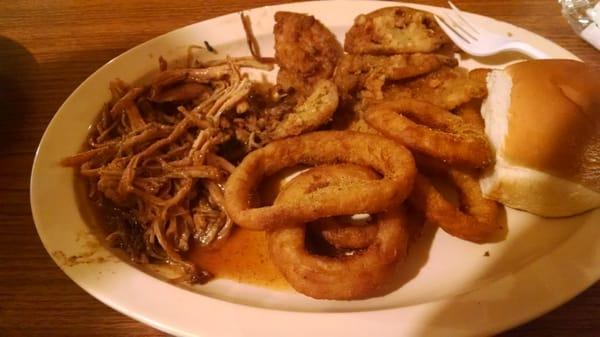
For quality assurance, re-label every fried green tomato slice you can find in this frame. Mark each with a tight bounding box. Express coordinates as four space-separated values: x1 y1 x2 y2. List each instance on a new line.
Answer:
344 6 451 55
334 53 457 100
383 66 488 110
270 80 339 140
274 11 343 96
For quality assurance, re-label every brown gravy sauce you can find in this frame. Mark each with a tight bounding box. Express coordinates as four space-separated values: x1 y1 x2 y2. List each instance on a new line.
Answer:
80 136 308 289
188 228 289 289
187 167 312 289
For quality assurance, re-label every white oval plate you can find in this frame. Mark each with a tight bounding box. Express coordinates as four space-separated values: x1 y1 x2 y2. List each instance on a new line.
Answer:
31 1 600 336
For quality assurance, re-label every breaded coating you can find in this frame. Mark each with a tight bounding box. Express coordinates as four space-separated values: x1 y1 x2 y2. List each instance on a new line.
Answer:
270 80 339 140
334 53 457 100
274 11 343 96
383 66 487 110
345 7 450 55
363 98 493 168
331 100 381 135
467 68 491 88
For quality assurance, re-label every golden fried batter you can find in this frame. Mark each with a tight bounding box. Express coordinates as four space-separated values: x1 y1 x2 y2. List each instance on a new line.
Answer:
408 172 501 243
383 66 487 110
331 101 380 135
270 80 339 140
274 11 343 96
334 53 458 100
344 7 451 55
468 68 491 87
269 164 411 300
455 98 485 129
364 98 493 168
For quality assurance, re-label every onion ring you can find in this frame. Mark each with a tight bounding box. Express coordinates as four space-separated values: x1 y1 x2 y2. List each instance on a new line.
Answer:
405 98 501 243
224 131 416 230
275 164 381 250
408 172 500 243
312 217 378 250
363 98 493 168
268 164 410 300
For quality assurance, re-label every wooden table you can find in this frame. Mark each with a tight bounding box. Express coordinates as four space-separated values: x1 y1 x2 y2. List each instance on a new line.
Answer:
1 0 598 336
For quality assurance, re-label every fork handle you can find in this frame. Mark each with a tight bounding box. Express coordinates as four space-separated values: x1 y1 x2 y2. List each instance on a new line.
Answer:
506 41 551 59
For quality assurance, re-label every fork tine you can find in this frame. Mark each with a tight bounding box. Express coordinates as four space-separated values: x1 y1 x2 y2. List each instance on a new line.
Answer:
448 1 480 35
447 12 478 41
434 15 471 44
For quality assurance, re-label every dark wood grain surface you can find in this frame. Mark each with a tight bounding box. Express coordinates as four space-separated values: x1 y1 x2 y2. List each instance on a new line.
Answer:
1 0 598 336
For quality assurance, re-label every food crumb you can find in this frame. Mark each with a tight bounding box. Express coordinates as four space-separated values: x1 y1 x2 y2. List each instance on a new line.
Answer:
484 251 490 257
204 41 217 54
158 56 168 71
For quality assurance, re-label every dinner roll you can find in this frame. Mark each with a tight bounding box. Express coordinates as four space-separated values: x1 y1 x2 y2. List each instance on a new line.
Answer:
480 59 600 217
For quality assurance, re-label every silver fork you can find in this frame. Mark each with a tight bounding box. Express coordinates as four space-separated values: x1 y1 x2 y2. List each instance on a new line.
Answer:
434 1 550 59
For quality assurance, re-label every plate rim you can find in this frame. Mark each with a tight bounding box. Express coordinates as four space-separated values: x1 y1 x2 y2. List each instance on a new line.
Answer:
30 1 598 336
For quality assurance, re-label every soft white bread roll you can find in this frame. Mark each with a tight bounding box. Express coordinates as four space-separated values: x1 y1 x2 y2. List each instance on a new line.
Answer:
480 59 600 217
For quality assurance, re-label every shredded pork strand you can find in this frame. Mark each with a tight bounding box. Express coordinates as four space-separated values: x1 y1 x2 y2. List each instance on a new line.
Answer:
241 12 276 64
63 59 273 283
63 12 293 282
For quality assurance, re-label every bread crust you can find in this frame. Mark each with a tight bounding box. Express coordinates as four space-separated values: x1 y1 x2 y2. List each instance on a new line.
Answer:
480 60 600 217
504 60 600 192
